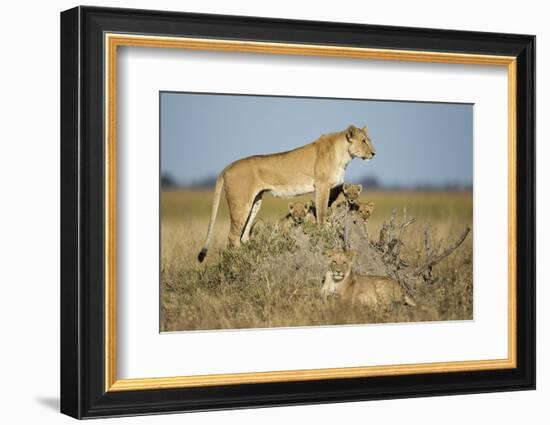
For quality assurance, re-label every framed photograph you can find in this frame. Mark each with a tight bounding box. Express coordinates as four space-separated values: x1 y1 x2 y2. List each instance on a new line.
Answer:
60 6 535 419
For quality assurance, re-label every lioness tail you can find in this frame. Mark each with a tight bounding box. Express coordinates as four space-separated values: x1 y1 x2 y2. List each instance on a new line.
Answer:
197 173 224 262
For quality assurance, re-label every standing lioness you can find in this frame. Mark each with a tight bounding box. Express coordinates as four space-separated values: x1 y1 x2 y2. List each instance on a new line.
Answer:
198 125 375 262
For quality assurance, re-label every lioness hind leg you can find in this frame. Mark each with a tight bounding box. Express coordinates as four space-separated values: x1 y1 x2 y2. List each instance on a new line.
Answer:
241 195 263 243
227 205 248 248
226 193 257 247
228 218 245 247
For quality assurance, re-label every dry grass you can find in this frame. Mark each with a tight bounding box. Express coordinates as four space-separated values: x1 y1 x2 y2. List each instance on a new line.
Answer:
160 190 473 331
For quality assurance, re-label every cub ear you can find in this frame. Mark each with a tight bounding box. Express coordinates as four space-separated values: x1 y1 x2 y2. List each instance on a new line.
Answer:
356 184 363 193
288 203 295 213
345 125 357 141
347 250 357 262
343 183 350 192
304 202 310 212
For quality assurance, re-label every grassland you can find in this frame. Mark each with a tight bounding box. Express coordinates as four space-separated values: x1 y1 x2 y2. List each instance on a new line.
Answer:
160 189 473 332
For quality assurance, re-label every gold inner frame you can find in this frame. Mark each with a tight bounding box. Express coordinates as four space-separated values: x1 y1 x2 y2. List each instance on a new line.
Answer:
104 33 517 392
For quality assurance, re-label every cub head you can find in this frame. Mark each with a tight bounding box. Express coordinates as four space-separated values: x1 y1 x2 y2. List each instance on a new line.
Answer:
288 202 310 223
324 249 356 282
356 201 375 221
343 183 363 203
345 125 375 161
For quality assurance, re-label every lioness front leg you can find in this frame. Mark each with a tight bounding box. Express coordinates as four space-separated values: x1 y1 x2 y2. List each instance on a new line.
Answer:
314 183 331 226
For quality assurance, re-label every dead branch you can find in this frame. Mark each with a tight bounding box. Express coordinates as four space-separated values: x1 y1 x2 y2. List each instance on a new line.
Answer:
343 212 350 251
424 227 432 257
415 227 471 275
389 208 397 237
377 222 390 250
398 218 416 239
334 206 469 290
379 207 416 263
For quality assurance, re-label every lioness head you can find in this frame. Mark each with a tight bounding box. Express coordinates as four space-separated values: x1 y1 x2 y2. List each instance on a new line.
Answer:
325 249 356 282
288 201 310 223
345 125 375 160
356 201 375 221
343 183 362 203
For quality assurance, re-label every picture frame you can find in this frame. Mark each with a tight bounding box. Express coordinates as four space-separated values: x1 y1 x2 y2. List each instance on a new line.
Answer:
60 5 535 419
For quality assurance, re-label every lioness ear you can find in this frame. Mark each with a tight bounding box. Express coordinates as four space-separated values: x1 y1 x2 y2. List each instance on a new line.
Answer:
324 249 335 258
345 125 357 141
288 203 295 213
362 125 368 133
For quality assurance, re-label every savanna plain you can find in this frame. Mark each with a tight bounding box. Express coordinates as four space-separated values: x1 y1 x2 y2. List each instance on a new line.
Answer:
161 190 473 332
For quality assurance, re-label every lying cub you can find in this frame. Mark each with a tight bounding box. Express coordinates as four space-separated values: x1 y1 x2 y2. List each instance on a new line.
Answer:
281 201 316 229
321 249 416 308
331 183 362 209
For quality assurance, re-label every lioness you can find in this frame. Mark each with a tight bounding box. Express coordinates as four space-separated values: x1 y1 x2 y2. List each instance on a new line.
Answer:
198 125 375 262
351 200 375 222
321 250 416 308
281 201 316 229
331 183 362 209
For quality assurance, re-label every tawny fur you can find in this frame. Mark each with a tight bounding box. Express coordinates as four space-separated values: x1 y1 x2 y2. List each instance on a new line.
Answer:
331 183 362 209
321 250 416 308
350 200 375 222
281 201 316 229
198 125 375 262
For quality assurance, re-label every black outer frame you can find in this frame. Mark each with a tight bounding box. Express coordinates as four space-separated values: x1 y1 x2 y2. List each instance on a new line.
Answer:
60 6 535 419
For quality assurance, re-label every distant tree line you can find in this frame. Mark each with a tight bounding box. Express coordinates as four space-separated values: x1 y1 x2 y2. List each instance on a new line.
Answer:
161 173 472 192
161 174 177 188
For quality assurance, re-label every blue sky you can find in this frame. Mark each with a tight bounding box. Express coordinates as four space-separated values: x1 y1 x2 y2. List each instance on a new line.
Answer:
160 92 472 187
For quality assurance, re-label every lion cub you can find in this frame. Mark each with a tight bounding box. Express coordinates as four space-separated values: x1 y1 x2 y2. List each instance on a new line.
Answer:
281 201 316 229
321 250 416 308
350 200 375 222
331 183 362 209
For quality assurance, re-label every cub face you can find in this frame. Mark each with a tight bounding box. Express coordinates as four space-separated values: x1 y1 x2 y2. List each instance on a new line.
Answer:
346 125 375 161
354 201 375 222
325 249 356 282
342 183 362 204
288 201 311 223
